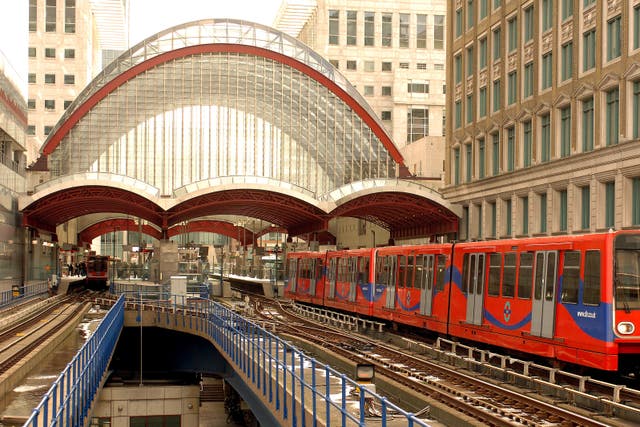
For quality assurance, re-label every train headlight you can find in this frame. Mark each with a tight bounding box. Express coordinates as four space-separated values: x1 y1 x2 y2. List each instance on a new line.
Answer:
617 322 636 335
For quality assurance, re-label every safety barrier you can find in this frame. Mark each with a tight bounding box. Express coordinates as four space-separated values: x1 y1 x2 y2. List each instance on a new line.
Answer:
24 294 125 427
108 288 430 426
0 282 48 309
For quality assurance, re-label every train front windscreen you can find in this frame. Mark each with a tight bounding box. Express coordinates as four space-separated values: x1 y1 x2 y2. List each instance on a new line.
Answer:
614 234 640 311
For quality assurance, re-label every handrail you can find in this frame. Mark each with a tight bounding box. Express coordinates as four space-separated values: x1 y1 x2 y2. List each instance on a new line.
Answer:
23 294 125 427
110 287 430 426
0 282 48 310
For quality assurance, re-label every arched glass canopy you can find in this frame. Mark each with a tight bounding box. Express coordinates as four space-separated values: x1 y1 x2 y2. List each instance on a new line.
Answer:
43 19 405 198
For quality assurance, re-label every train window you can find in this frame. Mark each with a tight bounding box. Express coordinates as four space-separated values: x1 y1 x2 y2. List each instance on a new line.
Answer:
545 252 557 301
415 255 433 290
358 256 368 284
488 253 501 296
375 255 386 285
502 253 516 297
462 253 470 294
436 255 447 291
407 255 416 288
584 250 600 305
518 252 533 299
349 257 357 285
561 251 580 304
615 249 640 310
328 258 337 282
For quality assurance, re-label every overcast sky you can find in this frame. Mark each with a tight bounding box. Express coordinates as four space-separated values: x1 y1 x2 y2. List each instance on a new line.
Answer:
127 0 283 47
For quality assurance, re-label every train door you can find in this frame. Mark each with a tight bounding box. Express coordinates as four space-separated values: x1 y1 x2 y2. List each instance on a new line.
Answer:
287 258 298 293
464 253 486 325
348 257 357 302
384 256 397 309
531 251 557 338
309 258 317 295
328 258 337 299
418 255 435 316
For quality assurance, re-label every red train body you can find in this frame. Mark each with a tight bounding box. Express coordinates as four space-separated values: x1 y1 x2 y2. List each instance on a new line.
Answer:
285 230 640 374
85 255 110 289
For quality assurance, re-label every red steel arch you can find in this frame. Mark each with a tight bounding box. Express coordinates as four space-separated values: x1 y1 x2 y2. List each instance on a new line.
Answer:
79 218 162 245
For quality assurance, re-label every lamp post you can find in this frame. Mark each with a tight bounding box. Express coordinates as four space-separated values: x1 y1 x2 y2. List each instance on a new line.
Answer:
273 244 279 298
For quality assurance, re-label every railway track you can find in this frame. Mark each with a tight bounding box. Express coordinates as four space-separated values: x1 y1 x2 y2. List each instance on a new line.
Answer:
247 295 639 426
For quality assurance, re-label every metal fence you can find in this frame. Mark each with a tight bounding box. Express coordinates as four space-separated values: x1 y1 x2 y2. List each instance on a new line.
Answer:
0 282 48 309
24 294 125 427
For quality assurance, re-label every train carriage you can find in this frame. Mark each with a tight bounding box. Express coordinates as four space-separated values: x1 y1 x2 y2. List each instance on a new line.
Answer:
284 251 326 305
324 249 375 317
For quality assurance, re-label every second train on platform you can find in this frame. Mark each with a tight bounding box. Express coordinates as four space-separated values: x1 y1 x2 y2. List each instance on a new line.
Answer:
284 230 640 375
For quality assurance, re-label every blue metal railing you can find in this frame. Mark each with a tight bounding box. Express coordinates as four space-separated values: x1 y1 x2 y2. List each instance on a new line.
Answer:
24 294 125 427
110 288 430 427
0 282 48 309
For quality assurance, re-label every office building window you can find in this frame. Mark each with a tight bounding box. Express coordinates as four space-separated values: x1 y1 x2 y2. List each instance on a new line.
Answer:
347 11 357 46
407 108 429 142
45 73 55 84
634 81 640 138
399 14 409 48
541 52 552 90
443 112 446 136
64 74 75 84
605 181 615 228
542 0 553 31
381 86 392 96
508 16 517 52
493 27 501 61
364 12 375 46
490 201 496 237
540 193 547 233
582 96 594 151
329 59 339 69
44 99 55 110
507 71 517 105
583 29 596 71
479 86 487 118
64 100 72 109
363 85 374 96
467 95 474 123
381 111 392 121
29 0 37 32
523 120 532 167
466 45 474 76
606 87 619 146
364 61 374 72
434 15 444 49
45 48 55 58
522 196 529 235
633 178 640 226
507 127 515 172
27 125 35 135
607 16 621 61
562 0 573 20
524 5 533 42
408 82 429 94
417 63 427 70
635 5 640 50
44 125 53 135
541 113 551 162
524 62 533 97
479 37 487 69
454 148 461 185
480 0 488 20
28 47 36 58
559 190 568 231
328 10 339 45
27 99 35 109
478 138 485 179
456 9 463 38
465 143 472 182
416 14 427 49
581 186 590 229
492 132 500 176
455 101 462 128
467 0 474 29
46 0 56 32
584 0 595 7
455 54 462 84
560 106 571 157
492 79 501 112
64 48 75 59
494 0 502 9
561 42 572 81
381 13 392 47
28 73 36 84
506 198 512 236
346 60 356 70
65 0 76 33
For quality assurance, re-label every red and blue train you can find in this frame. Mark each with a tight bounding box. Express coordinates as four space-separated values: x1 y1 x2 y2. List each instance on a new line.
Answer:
85 254 110 289
285 230 640 375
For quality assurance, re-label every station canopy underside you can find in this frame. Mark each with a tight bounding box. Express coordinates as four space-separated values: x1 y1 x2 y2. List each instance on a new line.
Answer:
23 19 459 240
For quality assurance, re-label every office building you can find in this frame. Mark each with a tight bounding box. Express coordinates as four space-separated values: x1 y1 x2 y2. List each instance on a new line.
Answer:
444 0 640 240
